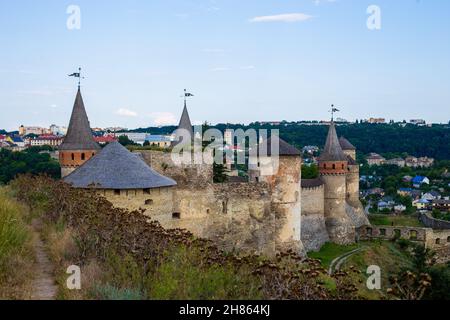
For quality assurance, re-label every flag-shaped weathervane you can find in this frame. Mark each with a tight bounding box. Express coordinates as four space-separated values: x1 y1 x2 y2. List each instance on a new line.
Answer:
69 67 84 87
183 89 194 106
330 104 340 121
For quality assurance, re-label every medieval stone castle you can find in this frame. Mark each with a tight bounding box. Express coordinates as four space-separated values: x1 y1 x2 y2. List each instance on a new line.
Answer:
60 88 369 255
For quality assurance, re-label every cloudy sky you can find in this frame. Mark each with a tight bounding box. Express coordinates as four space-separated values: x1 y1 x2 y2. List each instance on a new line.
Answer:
0 0 449 131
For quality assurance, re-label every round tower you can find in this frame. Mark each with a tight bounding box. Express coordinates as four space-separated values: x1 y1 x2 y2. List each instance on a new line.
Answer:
339 136 370 227
339 137 359 207
260 136 304 254
319 123 355 244
59 88 101 177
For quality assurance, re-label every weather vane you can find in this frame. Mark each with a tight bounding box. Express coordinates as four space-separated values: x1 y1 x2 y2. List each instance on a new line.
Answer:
68 67 84 88
330 104 340 122
182 89 194 106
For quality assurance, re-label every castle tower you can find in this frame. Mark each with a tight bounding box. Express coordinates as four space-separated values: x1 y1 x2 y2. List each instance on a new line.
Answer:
339 137 359 207
59 88 100 178
339 137 370 227
255 136 304 253
318 123 355 244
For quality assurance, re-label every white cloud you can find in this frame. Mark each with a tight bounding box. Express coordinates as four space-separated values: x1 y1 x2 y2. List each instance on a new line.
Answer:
249 13 313 23
240 65 255 70
149 112 177 126
115 108 138 117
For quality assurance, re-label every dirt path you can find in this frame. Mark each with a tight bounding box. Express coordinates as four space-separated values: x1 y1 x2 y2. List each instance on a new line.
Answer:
328 248 365 275
30 219 57 300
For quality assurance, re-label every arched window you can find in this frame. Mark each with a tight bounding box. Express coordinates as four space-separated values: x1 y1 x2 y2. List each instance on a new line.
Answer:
145 199 153 205
447 236 450 243
71 153 75 161
332 164 336 170
435 238 441 245
342 164 345 169
323 164 326 169
81 153 85 160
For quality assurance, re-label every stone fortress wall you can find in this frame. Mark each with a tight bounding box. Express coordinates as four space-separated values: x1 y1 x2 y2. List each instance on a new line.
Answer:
98 187 174 216
135 150 297 256
420 212 450 230
300 184 329 251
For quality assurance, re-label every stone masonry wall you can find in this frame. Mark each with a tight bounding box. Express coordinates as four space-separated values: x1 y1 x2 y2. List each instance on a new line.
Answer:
301 185 329 252
136 150 279 255
99 187 174 216
420 212 450 230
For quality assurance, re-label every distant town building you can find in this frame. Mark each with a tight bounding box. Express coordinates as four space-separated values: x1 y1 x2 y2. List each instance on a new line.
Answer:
412 176 430 188
366 153 386 166
432 199 450 212
49 124 67 136
145 135 172 148
385 158 406 167
405 156 434 168
19 125 51 136
413 199 430 210
30 135 64 147
409 119 426 126
302 145 319 155
94 136 118 145
367 118 386 124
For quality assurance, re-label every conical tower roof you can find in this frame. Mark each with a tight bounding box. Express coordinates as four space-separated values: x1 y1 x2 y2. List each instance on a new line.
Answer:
64 142 177 189
319 122 348 162
59 89 100 151
339 136 356 151
172 102 194 146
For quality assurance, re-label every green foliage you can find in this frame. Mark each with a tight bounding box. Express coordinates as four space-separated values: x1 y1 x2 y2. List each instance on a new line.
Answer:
425 265 450 300
302 164 319 179
0 192 29 273
213 163 228 183
118 135 138 146
149 246 261 300
91 284 145 300
128 123 450 160
0 148 60 184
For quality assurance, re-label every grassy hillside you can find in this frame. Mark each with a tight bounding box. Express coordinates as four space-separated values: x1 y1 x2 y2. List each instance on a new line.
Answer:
0 189 34 299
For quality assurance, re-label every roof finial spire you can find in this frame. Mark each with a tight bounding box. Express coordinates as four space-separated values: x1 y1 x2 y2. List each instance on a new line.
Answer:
330 104 340 122
69 67 84 89
183 88 194 108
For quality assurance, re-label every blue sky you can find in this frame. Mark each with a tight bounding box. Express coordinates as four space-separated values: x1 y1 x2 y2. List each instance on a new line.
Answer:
0 0 449 131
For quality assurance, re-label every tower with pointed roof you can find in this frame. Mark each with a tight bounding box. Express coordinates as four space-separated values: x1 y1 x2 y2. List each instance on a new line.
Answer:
59 88 101 177
172 98 194 148
318 122 355 244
